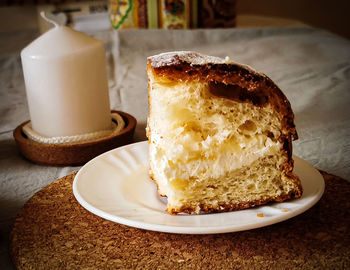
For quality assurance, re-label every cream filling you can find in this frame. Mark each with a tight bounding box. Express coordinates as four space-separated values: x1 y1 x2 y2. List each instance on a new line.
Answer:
149 133 281 202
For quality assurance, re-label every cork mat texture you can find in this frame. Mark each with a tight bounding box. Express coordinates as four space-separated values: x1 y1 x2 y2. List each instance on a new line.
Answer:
10 171 350 269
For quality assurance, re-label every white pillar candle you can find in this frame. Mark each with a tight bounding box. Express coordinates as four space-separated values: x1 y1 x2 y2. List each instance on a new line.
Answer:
21 15 111 138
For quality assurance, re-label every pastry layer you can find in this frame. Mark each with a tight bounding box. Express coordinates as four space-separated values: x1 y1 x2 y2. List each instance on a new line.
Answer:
146 51 302 214
160 154 300 214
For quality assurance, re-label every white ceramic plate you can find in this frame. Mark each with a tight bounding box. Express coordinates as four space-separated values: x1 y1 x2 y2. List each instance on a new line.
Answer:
73 141 324 234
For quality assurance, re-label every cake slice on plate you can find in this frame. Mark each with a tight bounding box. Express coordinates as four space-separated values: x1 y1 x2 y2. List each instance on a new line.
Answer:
146 51 302 215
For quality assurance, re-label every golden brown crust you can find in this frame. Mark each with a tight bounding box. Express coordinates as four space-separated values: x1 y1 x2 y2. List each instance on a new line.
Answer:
168 190 302 215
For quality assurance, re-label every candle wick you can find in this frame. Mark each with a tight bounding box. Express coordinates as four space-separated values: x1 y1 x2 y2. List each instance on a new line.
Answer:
40 11 60 28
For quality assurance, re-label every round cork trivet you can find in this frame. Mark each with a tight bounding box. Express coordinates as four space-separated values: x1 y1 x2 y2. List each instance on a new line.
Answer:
13 110 136 166
10 172 350 269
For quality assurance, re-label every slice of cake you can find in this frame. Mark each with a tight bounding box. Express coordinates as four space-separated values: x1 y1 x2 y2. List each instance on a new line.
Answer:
146 51 302 215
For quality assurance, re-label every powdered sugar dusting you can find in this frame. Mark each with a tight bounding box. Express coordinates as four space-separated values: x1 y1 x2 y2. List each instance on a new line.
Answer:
148 51 228 67
148 51 265 77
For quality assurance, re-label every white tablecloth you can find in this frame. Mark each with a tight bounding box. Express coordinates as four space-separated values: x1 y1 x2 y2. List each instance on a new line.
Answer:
1 27 349 268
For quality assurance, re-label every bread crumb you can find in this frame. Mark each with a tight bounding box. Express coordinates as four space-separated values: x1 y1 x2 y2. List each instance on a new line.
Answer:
257 212 264 217
281 208 289 212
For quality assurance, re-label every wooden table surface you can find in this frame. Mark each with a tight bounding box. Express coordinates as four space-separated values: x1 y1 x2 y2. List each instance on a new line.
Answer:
10 171 350 269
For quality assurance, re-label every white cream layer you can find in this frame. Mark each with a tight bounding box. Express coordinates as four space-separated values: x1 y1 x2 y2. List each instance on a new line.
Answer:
149 132 281 199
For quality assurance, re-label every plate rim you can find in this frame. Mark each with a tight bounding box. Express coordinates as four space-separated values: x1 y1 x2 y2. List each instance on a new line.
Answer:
73 141 325 234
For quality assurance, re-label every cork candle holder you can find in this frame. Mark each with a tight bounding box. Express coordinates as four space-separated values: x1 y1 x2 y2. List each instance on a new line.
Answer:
13 110 137 166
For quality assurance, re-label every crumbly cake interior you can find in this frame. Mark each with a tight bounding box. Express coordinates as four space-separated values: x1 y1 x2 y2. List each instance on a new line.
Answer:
148 74 299 214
